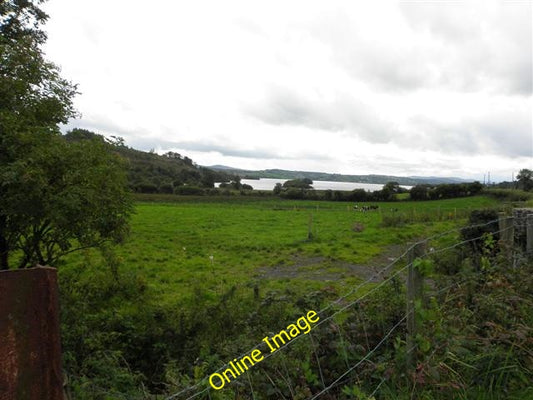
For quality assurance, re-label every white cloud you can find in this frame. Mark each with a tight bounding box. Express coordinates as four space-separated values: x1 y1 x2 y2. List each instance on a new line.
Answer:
43 0 533 181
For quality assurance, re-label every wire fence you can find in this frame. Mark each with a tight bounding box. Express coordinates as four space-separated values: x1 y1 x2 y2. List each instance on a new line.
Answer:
164 216 518 400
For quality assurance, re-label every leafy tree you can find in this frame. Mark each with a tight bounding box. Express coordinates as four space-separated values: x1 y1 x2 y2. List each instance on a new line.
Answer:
283 178 313 189
2 137 133 268
373 181 399 201
198 167 216 188
346 188 368 202
233 175 242 190
383 181 400 193
467 181 483 195
0 1 132 268
273 182 283 195
410 185 429 201
517 169 533 191
281 188 306 199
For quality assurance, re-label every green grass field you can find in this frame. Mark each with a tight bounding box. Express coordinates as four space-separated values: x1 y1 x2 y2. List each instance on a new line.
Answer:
61 195 499 306
57 194 533 399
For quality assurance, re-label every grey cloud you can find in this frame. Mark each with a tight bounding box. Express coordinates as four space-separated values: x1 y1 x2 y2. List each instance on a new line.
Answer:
408 110 532 158
65 115 334 161
305 3 532 95
161 140 284 160
245 86 395 143
165 140 334 161
399 2 532 96
307 11 436 92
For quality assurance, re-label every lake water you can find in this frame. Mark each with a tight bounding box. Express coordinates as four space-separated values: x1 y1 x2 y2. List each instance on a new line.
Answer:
217 178 410 192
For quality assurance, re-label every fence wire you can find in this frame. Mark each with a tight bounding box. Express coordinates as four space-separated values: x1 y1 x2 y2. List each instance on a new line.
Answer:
165 218 516 400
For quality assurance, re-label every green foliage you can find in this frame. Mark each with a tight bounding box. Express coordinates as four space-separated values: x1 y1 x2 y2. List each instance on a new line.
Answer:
413 258 434 277
516 168 533 191
410 182 483 201
1 134 133 268
483 188 533 202
460 209 500 257
410 184 430 201
0 1 133 269
65 128 233 194
59 195 530 399
283 178 313 189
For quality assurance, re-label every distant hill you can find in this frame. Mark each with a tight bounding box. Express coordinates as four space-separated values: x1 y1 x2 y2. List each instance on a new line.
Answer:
65 129 233 193
207 166 472 186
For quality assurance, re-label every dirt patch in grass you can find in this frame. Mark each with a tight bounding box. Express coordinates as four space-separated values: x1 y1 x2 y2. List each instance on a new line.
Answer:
256 244 408 282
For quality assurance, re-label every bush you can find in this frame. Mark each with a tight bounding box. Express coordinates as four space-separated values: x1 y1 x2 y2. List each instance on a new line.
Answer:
483 188 533 202
158 183 174 194
134 182 158 193
381 213 411 227
280 188 306 199
460 209 500 254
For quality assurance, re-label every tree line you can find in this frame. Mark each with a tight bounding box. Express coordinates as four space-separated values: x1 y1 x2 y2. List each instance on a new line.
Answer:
272 179 485 202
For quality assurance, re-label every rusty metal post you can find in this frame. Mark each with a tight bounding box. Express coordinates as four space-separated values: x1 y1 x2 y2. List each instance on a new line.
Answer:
0 266 64 400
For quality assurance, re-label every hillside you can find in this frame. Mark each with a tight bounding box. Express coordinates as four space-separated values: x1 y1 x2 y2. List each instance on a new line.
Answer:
208 166 470 186
64 129 233 193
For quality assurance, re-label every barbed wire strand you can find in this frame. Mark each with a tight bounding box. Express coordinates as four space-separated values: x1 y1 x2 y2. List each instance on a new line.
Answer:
309 332 326 390
305 314 408 400
264 370 288 400
182 387 209 400
332 321 350 369
246 370 256 400
166 219 513 399
422 217 507 244
165 245 414 400
369 377 387 398
173 261 412 400
267 225 512 399
426 225 514 258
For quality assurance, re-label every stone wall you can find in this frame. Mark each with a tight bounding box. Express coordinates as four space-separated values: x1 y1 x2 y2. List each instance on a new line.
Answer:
513 208 533 248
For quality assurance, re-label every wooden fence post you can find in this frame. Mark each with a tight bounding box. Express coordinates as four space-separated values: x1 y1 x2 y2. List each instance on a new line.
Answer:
527 214 533 257
406 241 426 370
308 214 313 240
498 213 514 264
498 212 514 253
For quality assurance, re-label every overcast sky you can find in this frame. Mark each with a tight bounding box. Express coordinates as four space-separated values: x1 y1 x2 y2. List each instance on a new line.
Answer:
43 0 532 182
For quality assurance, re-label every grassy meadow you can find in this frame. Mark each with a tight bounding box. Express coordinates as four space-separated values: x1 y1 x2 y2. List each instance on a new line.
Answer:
61 195 498 306
57 193 533 399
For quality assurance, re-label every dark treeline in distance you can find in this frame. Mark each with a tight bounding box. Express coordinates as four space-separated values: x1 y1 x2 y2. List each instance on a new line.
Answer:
64 130 533 203
65 129 235 194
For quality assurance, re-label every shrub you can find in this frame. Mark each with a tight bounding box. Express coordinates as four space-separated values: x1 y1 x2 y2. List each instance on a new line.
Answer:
135 182 158 193
483 188 533 202
460 209 500 255
158 183 173 194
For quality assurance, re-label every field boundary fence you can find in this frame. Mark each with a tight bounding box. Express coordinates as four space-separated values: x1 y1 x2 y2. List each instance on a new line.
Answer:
165 212 532 400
